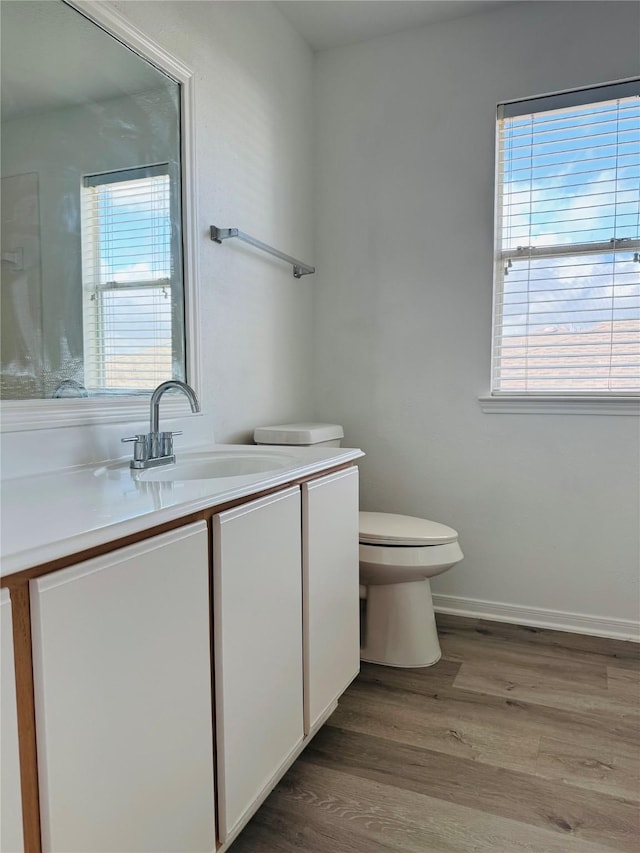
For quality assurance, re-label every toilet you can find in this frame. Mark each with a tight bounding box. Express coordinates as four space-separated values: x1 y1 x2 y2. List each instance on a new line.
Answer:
253 423 464 668
359 512 463 667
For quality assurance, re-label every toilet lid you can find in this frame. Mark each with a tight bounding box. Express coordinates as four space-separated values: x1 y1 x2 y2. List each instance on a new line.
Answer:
359 512 458 546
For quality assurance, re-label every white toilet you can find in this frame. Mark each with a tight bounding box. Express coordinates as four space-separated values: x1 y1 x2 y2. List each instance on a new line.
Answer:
359 512 463 667
253 422 464 668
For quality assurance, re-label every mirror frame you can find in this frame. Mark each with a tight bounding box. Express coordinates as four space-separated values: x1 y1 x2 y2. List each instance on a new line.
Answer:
0 0 201 431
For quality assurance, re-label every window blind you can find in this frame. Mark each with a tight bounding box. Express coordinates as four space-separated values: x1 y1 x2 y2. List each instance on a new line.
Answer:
492 81 640 395
81 165 177 392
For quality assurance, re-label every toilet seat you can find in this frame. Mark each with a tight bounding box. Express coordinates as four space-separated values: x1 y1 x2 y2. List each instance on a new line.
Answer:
358 512 463 583
359 511 458 546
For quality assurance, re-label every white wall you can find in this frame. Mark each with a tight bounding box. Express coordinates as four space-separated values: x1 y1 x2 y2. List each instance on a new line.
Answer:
313 1 640 631
1 0 315 474
115 0 316 443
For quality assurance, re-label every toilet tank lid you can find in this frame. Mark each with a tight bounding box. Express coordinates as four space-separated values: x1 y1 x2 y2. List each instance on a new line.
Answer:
359 512 458 546
254 422 344 445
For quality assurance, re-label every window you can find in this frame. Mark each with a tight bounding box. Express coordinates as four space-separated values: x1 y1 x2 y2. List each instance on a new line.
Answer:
81 164 184 394
492 80 640 398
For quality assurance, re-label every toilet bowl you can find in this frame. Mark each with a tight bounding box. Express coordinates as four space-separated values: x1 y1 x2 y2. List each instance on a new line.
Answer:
253 423 464 668
359 512 463 667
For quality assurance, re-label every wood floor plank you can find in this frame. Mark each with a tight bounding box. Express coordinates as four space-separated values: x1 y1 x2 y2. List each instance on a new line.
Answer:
358 658 462 692
535 733 640 801
300 725 640 852
437 616 640 671
229 801 377 853
230 761 624 853
340 668 640 798
608 666 640 704
438 619 640 677
357 658 638 744
332 680 542 774
453 655 639 719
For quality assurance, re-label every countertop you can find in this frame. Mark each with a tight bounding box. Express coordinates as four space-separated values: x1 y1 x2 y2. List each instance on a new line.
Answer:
1 443 364 577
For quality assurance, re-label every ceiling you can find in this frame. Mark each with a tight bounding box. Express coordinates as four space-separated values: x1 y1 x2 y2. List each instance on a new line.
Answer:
1 1 514 121
274 0 511 51
1 1 168 122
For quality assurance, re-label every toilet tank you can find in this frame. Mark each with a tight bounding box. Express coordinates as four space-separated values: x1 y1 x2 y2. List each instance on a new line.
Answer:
253 422 344 447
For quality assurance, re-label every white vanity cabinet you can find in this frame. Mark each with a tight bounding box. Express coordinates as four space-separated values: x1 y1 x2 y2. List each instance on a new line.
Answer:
302 467 360 733
3 457 361 852
29 523 216 853
212 487 304 843
1 588 24 853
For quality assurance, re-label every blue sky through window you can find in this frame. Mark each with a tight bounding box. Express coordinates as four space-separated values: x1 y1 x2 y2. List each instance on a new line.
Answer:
96 174 171 285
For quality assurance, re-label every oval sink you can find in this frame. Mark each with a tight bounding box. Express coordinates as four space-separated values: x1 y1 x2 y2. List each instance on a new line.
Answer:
137 450 298 482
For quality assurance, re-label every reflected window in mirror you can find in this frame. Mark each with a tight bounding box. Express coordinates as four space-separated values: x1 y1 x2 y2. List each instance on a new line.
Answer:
81 164 184 394
0 0 188 403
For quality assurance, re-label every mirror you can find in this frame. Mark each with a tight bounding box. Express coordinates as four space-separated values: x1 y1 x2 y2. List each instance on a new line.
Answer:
1 0 186 402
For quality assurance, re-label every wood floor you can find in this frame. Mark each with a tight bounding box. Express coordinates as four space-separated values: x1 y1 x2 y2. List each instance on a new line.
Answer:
230 615 640 853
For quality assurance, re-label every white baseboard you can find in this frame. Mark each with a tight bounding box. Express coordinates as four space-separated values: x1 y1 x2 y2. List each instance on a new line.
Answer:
432 594 640 643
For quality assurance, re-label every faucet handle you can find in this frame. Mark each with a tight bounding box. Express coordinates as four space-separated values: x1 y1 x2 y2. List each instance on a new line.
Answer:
121 433 149 464
159 431 182 458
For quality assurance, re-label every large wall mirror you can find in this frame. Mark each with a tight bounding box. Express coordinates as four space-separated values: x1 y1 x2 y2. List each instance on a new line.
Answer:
1 0 197 427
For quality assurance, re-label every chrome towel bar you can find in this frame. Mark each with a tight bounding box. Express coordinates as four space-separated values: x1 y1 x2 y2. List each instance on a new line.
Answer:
210 226 315 279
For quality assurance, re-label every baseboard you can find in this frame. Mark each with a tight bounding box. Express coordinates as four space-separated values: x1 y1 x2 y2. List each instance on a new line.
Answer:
432 594 640 643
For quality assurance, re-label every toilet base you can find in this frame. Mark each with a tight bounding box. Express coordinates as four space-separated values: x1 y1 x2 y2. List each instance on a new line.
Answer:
360 578 441 668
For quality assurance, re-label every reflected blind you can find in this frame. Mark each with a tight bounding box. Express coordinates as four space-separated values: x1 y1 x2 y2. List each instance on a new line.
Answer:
81 164 174 392
492 80 640 395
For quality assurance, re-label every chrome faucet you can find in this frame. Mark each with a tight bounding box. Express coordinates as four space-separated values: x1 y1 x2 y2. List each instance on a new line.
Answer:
122 380 201 469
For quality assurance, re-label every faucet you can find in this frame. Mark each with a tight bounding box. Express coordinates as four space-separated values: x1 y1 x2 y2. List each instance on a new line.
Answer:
122 380 201 469
52 378 89 398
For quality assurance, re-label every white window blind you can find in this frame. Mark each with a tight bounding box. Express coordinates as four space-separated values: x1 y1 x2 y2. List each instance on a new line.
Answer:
81 164 178 393
492 80 640 396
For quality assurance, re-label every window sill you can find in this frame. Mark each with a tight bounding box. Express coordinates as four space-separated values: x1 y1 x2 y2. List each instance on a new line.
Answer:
478 396 640 416
0 396 202 433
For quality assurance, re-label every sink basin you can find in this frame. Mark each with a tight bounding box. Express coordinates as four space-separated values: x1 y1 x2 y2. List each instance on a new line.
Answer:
136 450 298 482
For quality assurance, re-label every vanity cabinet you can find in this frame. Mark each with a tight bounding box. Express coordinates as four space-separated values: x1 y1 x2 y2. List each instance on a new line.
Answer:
212 487 304 843
4 460 361 853
1 588 24 853
302 467 360 733
29 523 216 853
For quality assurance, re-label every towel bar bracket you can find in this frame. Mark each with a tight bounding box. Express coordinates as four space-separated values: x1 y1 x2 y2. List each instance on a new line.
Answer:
210 227 238 244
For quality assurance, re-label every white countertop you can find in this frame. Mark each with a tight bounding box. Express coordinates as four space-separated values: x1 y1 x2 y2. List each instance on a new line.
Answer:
1 444 364 577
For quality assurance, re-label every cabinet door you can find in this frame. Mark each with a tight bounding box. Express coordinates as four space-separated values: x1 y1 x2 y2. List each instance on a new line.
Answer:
302 467 360 733
1 588 24 853
213 487 303 842
31 522 215 853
